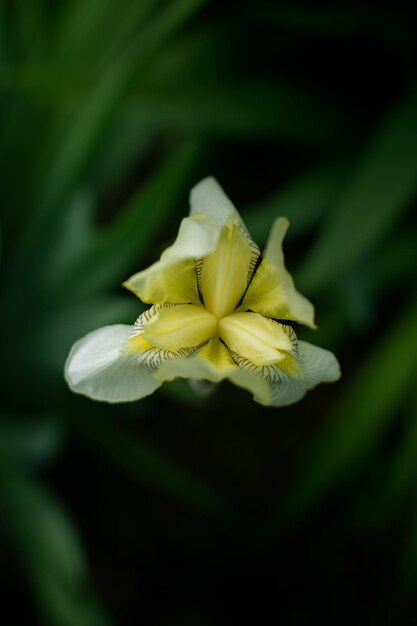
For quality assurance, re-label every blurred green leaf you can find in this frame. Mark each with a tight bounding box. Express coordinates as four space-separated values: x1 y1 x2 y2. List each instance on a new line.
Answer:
251 2 410 49
22 0 209 250
365 229 417 299
356 393 417 530
0 417 63 467
61 141 200 299
336 228 417 330
298 92 417 293
41 189 96 289
85 120 152 196
70 411 237 524
55 0 157 65
264 293 417 532
11 295 140 401
125 78 351 144
10 0 47 58
1 69 352 145
398 508 417 603
241 161 346 244
159 375 218 406
0 465 111 626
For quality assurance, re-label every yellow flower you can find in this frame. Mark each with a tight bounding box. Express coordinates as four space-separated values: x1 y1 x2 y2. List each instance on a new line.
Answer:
65 178 340 405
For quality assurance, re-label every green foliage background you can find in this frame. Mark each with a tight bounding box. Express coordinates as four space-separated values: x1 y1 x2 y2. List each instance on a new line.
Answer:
1 1 417 624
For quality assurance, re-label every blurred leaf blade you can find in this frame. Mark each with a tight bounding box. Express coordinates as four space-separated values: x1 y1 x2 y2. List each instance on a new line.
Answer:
398 495 417 604
241 160 346 244
22 0 209 249
298 92 417 293
264 293 417 532
70 410 237 524
251 2 410 48
60 141 200 299
0 416 63 467
126 78 351 144
370 393 417 528
0 464 111 626
1 69 352 145
55 0 158 64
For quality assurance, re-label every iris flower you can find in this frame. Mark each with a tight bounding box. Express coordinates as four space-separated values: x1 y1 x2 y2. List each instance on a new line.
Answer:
65 178 340 406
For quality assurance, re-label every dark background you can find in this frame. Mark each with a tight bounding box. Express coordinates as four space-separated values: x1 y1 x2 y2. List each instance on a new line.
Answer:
1 1 417 624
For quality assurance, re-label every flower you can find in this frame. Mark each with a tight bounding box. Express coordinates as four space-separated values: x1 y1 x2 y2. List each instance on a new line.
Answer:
65 177 340 406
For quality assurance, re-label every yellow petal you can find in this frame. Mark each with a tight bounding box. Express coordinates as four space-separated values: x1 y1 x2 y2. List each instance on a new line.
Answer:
142 304 217 351
191 178 260 284
125 258 201 306
123 213 219 305
200 222 252 318
218 312 293 366
239 217 316 328
155 338 234 382
155 337 270 404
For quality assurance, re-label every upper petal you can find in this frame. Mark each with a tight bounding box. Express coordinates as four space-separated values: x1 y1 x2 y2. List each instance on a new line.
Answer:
239 217 316 328
200 222 252 317
124 176 239 306
123 213 218 305
191 177 260 279
65 325 162 403
190 176 245 224
124 177 260 307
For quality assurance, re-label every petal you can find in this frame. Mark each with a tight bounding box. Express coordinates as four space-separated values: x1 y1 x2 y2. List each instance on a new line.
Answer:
156 337 236 383
235 340 340 407
218 312 293 366
191 177 260 280
155 338 270 401
297 340 341 384
124 177 260 307
65 325 161 403
142 304 217 351
268 341 340 406
240 217 316 328
123 213 219 305
190 176 244 226
200 222 252 317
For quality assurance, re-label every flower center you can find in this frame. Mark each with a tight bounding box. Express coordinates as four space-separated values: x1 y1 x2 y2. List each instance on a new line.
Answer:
132 220 293 366
138 302 293 367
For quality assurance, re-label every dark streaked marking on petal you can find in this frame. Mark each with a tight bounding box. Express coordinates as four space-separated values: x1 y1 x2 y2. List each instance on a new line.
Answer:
127 304 208 370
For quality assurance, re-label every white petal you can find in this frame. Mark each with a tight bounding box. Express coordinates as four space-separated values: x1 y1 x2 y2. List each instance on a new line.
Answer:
298 340 341 383
190 177 242 226
65 325 161 403
267 341 341 407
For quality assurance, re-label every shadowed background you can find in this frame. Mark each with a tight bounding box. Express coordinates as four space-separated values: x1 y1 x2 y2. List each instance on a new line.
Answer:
1 1 417 624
